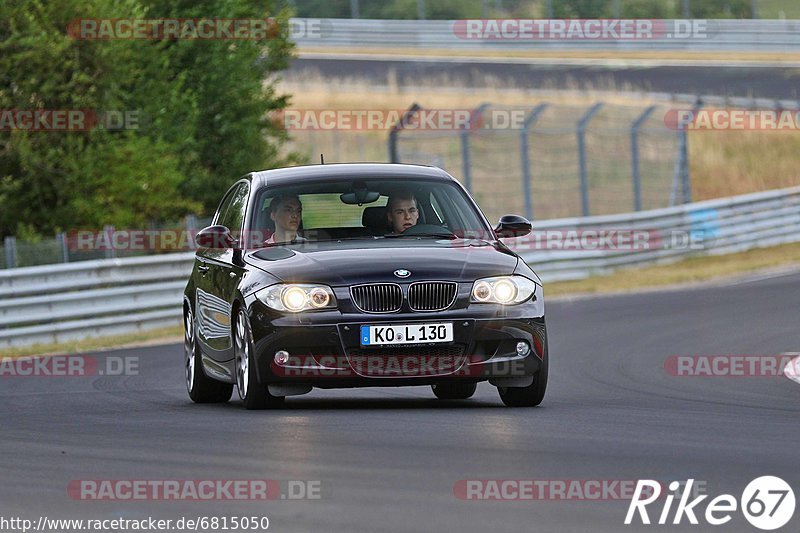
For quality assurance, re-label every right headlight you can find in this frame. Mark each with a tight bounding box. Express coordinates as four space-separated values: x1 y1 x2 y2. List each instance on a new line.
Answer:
256 283 337 313
470 275 538 305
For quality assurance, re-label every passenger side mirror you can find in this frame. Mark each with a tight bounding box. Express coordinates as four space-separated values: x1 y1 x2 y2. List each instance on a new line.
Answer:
195 225 238 249
494 215 532 239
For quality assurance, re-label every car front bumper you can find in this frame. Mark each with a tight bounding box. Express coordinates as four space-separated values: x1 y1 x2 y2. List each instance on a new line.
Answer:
247 298 547 389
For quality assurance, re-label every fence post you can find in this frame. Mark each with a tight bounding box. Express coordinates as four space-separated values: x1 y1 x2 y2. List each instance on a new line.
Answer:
459 103 490 193
576 102 604 217
388 103 422 163
57 232 70 263
185 214 198 231
4 236 17 269
103 225 116 259
630 105 657 212
670 100 700 206
519 103 549 220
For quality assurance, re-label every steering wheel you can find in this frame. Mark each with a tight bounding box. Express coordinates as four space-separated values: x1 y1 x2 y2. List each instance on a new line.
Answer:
400 223 451 235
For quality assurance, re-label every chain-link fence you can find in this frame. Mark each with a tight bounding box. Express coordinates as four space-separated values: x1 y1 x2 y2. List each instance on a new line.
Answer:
390 101 687 223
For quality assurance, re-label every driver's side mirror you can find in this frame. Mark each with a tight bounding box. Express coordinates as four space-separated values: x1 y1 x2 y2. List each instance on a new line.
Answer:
494 214 532 239
195 225 238 249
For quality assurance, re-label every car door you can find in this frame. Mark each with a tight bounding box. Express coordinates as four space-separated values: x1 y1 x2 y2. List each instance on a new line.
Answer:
207 181 250 360
195 183 243 362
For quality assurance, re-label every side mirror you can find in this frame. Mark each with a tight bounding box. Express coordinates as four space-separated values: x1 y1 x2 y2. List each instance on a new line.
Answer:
494 214 532 239
195 225 237 249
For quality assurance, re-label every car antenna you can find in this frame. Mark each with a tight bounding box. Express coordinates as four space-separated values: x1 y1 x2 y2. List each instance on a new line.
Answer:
320 153 325 164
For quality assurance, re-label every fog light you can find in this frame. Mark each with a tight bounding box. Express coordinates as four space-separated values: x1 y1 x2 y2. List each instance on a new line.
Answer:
516 341 530 356
274 350 290 365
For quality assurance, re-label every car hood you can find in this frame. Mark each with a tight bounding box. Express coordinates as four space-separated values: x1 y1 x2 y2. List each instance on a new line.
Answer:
245 240 518 285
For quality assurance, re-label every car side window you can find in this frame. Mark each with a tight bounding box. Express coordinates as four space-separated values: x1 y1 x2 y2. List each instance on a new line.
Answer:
217 183 250 236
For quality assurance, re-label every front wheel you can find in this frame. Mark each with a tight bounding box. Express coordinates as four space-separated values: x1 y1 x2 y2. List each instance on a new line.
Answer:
498 351 548 407
185 306 233 403
235 308 284 410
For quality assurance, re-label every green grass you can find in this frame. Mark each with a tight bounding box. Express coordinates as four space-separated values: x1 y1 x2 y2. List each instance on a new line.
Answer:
545 241 800 296
0 325 183 358
756 0 800 18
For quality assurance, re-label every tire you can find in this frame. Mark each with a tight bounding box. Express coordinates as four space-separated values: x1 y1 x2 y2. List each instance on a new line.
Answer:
185 306 233 403
498 348 548 407
432 382 477 400
235 308 284 410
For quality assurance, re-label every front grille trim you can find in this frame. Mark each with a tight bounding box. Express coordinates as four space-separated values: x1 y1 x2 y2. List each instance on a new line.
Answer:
350 283 403 314
408 281 458 312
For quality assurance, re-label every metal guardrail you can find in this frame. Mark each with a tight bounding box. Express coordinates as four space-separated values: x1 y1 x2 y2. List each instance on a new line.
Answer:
1 186 798 348
292 18 800 53
521 186 800 282
0 254 195 348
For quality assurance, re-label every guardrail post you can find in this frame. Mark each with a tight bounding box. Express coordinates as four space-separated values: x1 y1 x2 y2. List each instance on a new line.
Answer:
630 105 657 212
519 103 549 220
388 103 422 163
4 236 17 269
459 103 490 193
576 102 603 217
56 232 70 263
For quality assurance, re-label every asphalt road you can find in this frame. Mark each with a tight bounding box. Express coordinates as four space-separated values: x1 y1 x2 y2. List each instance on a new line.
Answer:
1 271 799 532
288 58 800 99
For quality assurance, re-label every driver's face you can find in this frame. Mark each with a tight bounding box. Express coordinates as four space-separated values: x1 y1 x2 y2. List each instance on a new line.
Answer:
270 197 302 234
387 198 419 233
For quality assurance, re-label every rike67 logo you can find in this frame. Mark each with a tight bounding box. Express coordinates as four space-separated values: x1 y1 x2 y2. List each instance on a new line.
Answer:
625 477 795 530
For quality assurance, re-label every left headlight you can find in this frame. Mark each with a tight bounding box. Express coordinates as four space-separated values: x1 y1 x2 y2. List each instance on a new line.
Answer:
471 275 538 305
256 284 337 312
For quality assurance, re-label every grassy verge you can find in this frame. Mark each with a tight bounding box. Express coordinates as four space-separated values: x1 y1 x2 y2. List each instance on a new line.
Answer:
0 325 183 358
544 241 800 297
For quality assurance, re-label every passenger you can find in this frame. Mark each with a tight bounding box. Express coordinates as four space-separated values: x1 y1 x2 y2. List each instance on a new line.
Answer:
386 191 419 234
266 194 305 243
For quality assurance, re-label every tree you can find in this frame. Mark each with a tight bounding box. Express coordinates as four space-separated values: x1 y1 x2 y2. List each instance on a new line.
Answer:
0 0 295 237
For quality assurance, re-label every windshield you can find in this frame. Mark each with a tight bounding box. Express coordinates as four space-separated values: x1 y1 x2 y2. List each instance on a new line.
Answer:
250 177 494 245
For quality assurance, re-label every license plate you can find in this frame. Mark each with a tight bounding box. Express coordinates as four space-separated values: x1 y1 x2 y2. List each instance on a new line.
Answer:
360 323 453 346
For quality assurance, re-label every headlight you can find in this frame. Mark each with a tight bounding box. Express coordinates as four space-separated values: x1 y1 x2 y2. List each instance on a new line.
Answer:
470 276 537 305
257 284 337 312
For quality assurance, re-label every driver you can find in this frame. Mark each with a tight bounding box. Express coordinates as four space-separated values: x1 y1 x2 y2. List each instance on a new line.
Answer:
266 194 305 243
386 191 419 234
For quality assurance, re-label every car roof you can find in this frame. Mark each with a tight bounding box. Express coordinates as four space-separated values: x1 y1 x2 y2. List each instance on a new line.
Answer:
248 163 456 188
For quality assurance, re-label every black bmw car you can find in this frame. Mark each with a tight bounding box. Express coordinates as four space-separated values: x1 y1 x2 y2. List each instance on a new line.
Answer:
183 163 548 409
